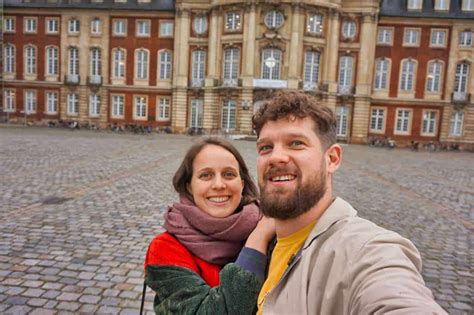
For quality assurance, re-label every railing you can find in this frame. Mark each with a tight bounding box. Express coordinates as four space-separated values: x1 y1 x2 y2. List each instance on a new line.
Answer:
338 85 354 95
222 78 238 87
88 75 102 86
303 81 317 91
452 92 470 104
190 79 204 88
64 74 80 85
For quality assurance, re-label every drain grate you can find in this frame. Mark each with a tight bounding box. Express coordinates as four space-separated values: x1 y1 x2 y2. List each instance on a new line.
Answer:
42 196 73 205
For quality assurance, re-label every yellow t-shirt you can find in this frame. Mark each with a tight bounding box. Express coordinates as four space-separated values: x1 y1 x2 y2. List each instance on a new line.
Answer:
257 220 317 315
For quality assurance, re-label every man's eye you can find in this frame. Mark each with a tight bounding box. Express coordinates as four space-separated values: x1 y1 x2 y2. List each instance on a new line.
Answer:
258 145 272 153
290 140 304 147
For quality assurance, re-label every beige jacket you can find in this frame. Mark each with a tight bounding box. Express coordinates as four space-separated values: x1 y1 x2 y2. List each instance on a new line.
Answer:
261 197 446 315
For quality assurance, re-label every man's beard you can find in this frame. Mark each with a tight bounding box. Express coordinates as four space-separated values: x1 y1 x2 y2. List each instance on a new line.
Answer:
259 164 327 220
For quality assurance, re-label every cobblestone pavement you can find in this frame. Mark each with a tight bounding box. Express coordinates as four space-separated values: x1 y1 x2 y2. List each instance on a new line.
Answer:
0 127 472 314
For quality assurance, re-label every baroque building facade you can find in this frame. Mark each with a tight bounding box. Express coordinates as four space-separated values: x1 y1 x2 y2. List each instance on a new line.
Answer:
2 0 474 148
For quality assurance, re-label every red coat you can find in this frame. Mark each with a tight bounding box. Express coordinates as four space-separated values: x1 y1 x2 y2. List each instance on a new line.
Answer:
145 232 221 287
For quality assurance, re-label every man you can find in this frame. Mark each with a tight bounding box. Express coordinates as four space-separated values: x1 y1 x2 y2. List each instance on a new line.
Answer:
253 90 445 314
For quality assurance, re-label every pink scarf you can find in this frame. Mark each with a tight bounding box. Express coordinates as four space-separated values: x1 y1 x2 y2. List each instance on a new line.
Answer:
164 198 260 266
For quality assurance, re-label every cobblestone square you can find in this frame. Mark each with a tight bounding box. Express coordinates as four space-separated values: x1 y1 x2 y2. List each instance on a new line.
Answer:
0 127 472 314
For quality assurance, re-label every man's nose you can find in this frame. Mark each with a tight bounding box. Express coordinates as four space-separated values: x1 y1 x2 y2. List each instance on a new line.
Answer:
268 145 290 165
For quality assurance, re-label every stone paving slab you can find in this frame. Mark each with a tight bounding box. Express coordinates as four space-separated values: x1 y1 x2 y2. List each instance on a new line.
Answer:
0 127 472 314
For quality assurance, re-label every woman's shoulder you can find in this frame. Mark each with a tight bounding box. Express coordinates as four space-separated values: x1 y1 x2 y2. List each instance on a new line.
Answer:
146 232 194 267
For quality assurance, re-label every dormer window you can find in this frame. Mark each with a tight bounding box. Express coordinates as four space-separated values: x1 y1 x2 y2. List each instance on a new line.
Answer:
407 0 422 10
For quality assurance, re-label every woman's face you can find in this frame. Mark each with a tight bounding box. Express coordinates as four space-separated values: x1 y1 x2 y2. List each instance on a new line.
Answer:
188 144 244 218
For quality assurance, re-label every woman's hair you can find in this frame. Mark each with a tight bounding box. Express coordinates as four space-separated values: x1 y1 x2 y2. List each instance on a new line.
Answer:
173 137 259 210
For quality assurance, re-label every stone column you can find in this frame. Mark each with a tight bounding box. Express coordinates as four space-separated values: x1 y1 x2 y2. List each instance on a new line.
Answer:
242 4 256 87
288 4 303 89
324 9 340 94
207 10 219 81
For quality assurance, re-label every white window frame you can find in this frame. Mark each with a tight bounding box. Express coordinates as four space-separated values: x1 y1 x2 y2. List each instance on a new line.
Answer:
24 45 37 75
394 108 412 135
421 110 438 136
338 55 354 91
135 49 149 80
4 44 16 74
225 11 241 32
4 17 15 33
370 107 386 133
403 28 420 47
68 18 80 34
307 14 323 35
264 10 284 29
157 97 171 121
189 99 204 128
223 47 240 85
407 0 422 10
68 47 79 76
463 0 474 11
221 100 236 131
377 27 393 45
303 50 321 88
193 15 207 34
111 94 125 118
67 93 79 115
45 91 58 114
261 48 282 80
134 95 148 120
426 60 443 93
374 58 390 90
24 90 37 114
90 48 101 77
399 59 417 92
4 89 16 112
459 31 473 47
342 21 356 39
430 29 447 48
434 0 449 11
136 20 151 37
89 94 101 117
335 106 349 137
113 19 127 36
46 46 59 76
159 21 174 37
454 62 470 93
24 17 37 34
112 48 126 79
159 50 172 80
449 111 464 136
90 18 102 35
46 18 59 34
191 50 206 87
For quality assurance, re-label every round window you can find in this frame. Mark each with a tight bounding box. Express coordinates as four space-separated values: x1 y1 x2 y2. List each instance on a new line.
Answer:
193 16 207 34
265 10 284 29
342 21 356 38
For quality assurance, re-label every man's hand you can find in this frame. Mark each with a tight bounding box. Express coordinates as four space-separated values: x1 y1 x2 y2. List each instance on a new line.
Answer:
245 216 276 255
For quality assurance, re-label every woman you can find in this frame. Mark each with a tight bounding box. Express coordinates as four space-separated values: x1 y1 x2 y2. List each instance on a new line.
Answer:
145 137 274 314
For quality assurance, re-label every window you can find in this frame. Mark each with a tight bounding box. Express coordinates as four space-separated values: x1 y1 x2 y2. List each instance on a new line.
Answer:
450 111 464 136
111 95 124 118
69 18 80 34
454 62 470 93
222 100 236 130
158 97 170 120
90 48 101 77
223 48 240 85
261 48 282 80
225 11 241 31
112 49 126 78
68 47 79 76
67 93 79 115
46 46 59 76
431 30 447 47
422 111 437 135
24 45 37 75
135 49 149 80
89 94 101 116
463 0 474 10
46 18 59 34
370 108 385 132
113 19 127 36
400 59 416 91
395 109 411 134
159 50 172 80
190 99 204 128
404 28 420 46
24 17 37 33
426 61 443 93
377 28 392 45
91 18 102 35
459 31 472 47
265 10 284 29
407 0 422 10
342 21 356 39
159 21 173 37
338 56 353 92
193 16 207 34
4 45 16 73
134 96 147 119
4 17 15 32
46 92 58 114
434 0 449 10
307 14 323 34
4 89 15 112
336 106 348 137
191 50 206 87
25 90 37 114
374 58 389 90
303 51 321 89
136 20 150 36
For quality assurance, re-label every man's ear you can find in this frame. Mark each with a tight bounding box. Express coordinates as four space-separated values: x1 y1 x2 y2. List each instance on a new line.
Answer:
326 144 342 174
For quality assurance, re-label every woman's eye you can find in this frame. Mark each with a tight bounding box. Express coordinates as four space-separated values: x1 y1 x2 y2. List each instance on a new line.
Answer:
223 171 237 179
199 173 211 179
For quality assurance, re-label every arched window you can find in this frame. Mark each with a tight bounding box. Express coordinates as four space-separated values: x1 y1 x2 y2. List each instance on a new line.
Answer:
68 47 79 76
261 48 282 80
374 58 390 90
454 62 470 93
112 48 125 78
46 46 59 75
426 61 443 92
223 47 240 85
222 100 236 130
90 48 101 76
338 55 353 93
400 59 417 91
24 45 37 75
191 50 206 87
4 44 15 73
135 49 149 79
159 50 172 80
303 51 321 89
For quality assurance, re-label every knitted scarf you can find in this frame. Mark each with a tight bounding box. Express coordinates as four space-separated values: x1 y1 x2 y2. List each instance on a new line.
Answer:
164 198 260 266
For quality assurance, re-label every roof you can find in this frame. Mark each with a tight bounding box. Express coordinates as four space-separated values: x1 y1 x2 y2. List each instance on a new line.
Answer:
380 0 474 20
4 0 175 11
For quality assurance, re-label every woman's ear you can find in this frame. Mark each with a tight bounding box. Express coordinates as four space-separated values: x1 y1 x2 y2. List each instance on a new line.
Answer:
186 183 192 195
